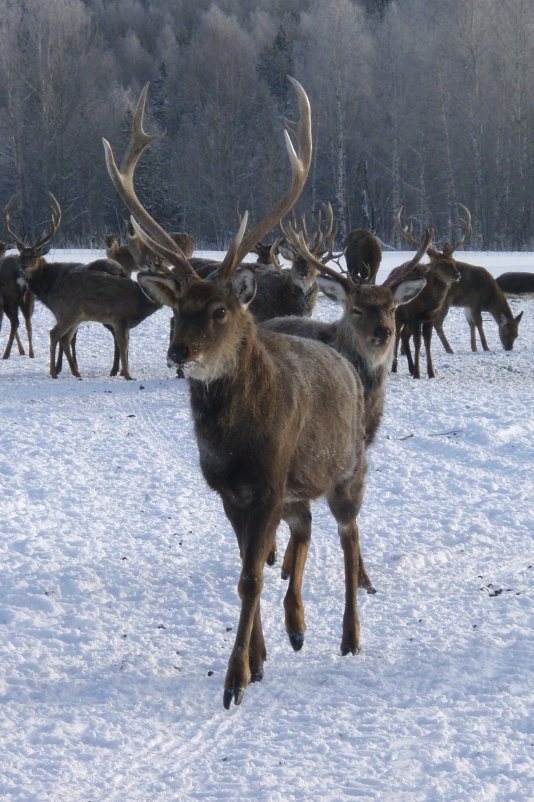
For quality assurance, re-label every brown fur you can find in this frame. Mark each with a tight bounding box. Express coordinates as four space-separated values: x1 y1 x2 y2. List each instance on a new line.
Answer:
138 267 369 708
390 255 461 378
343 229 382 284
435 262 523 352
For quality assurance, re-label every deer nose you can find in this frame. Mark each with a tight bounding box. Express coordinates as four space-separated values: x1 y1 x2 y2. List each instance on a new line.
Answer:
374 325 391 343
168 343 189 365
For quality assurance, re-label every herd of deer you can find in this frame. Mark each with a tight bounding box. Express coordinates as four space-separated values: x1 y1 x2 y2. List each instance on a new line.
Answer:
0 79 528 708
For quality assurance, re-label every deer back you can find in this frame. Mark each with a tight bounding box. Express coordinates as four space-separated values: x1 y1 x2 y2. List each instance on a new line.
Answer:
343 229 382 284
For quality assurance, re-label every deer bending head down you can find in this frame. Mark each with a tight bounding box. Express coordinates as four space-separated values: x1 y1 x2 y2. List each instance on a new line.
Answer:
104 79 371 709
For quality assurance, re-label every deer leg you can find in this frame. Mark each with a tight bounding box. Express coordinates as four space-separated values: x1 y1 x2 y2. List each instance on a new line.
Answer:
327 468 367 656
114 323 132 380
411 324 422 378
465 309 479 351
2 312 21 359
471 309 489 351
221 493 281 708
281 501 312 651
434 322 454 354
391 330 400 373
104 325 120 376
401 328 416 377
23 293 35 357
422 322 435 378
60 331 81 378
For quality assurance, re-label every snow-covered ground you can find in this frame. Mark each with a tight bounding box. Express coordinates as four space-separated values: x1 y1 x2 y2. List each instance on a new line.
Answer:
0 250 532 802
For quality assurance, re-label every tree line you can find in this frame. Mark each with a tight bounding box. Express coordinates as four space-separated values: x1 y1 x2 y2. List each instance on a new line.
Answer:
0 0 533 250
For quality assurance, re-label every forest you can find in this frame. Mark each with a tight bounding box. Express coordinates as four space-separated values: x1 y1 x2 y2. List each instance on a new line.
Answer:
0 0 533 250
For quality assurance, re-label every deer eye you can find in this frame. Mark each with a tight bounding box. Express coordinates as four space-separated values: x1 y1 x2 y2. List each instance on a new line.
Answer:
212 306 227 321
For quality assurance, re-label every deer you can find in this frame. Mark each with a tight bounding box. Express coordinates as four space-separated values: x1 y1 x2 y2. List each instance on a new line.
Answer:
103 232 138 275
5 193 161 379
343 228 382 284
104 78 373 709
496 272 534 295
0 251 36 359
390 204 468 378
262 227 430 448
186 208 332 323
261 227 429 577
434 262 523 353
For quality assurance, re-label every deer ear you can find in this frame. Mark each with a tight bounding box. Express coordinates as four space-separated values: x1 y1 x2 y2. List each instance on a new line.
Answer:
392 277 426 307
515 311 523 324
317 275 347 304
232 267 257 308
137 272 181 307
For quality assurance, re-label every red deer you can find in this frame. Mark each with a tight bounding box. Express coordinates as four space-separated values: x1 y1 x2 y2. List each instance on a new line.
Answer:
103 233 137 275
0 252 35 359
391 204 468 378
343 228 382 284
263 226 430 447
434 263 523 353
496 272 534 295
5 193 161 379
104 79 371 708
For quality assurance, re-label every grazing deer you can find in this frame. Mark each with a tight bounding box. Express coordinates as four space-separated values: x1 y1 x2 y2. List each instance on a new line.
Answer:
496 272 534 295
343 228 382 284
104 78 371 709
5 194 161 379
391 204 468 378
434 262 523 353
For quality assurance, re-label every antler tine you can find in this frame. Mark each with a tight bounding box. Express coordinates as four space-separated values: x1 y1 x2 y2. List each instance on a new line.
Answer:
129 216 178 277
382 227 434 287
395 203 422 248
4 191 61 253
4 193 26 251
103 83 198 281
280 218 352 289
218 75 312 278
33 192 62 250
443 203 472 255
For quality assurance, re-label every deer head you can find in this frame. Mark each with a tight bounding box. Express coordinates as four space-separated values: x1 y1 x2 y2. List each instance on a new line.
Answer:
4 192 62 273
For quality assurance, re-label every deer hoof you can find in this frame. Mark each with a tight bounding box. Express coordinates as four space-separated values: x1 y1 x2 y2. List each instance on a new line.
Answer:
289 632 305 651
266 550 277 566
223 684 244 709
250 666 264 683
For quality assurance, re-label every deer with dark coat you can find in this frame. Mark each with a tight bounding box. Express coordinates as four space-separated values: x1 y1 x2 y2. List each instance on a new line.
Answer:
104 79 372 709
343 228 382 284
434 262 523 353
391 204 470 378
5 194 160 379
496 272 534 295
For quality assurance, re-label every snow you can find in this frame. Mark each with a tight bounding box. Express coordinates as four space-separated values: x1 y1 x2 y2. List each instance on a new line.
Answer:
0 250 532 802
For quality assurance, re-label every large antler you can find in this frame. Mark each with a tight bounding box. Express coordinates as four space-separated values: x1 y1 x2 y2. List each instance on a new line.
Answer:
103 84 197 281
217 75 312 278
382 227 434 287
441 203 472 256
4 192 61 253
280 218 353 291
396 203 471 258
103 77 312 283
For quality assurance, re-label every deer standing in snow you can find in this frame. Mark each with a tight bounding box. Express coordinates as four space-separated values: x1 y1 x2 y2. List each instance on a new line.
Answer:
104 78 372 709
